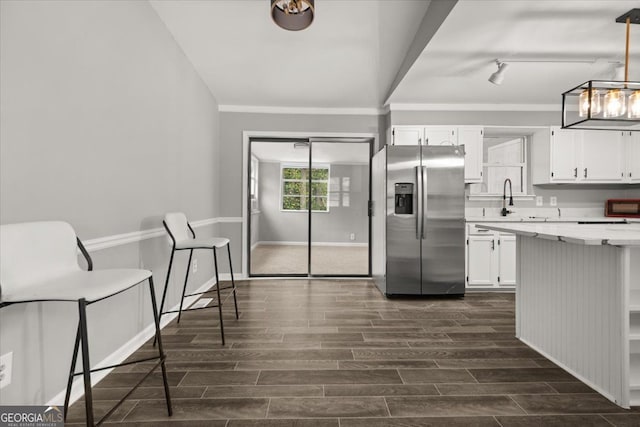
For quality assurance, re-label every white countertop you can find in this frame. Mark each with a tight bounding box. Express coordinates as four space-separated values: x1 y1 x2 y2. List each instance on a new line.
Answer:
466 216 637 223
475 222 640 246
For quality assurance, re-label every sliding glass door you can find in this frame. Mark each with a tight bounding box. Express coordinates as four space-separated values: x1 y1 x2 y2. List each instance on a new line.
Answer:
248 137 372 277
310 140 371 276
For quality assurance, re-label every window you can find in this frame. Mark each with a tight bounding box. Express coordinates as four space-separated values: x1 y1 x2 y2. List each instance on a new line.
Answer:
281 163 330 212
250 156 259 212
469 135 530 197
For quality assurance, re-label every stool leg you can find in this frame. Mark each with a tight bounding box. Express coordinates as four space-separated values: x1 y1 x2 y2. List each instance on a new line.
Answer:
227 243 239 320
156 248 176 343
64 324 81 420
148 277 173 416
177 249 194 323
213 248 225 345
77 299 94 426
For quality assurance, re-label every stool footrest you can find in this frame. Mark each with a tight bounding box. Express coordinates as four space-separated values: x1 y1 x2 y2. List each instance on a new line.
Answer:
95 356 166 426
71 355 163 377
162 304 220 315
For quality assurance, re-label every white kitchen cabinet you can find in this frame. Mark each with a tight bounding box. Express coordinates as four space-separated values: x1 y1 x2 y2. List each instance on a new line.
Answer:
392 126 422 145
532 127 630 184
550 127 579 182
466 224 516 289
497 234 516 286
627 132 640 183
459 127 483 183
580 130 625 182
424 127 457 145
391 125 483 184
466 234 495 287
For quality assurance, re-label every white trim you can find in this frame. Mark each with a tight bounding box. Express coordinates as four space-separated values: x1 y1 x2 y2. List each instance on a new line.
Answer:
388 103 561 112
255 241 368 247
82 217 242 252
219 104 385 116
46 276 218 407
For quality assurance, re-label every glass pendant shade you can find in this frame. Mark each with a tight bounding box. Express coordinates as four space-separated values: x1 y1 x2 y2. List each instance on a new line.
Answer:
603 89 627 118
629 90 640 119
579 89 602 117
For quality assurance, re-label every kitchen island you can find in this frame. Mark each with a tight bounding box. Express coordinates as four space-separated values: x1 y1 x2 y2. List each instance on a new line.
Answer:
477 222 640 408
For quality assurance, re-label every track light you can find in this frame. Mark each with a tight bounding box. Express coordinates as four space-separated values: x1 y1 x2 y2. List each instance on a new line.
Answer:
489 61 509 85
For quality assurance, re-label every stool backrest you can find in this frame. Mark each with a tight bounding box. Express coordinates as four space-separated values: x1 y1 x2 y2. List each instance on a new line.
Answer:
164 212 192 244
1 221 81 293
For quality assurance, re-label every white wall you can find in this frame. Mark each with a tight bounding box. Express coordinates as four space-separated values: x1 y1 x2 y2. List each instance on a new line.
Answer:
0 0 221 405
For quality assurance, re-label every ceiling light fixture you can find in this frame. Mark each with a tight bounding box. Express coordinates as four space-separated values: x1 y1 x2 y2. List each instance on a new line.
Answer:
562 8 640 131
271 0 315 31
488 60 509 85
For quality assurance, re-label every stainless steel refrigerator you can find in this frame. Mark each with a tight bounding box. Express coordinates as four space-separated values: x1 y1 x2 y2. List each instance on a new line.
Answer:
371 145 465 296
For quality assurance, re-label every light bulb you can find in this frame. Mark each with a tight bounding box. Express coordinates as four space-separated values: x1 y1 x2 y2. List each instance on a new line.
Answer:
603 89 627 118
578 89 602 117
629 91 640 119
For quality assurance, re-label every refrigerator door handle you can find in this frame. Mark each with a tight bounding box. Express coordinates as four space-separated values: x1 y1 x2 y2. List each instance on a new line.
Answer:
415 165 422 240
421 165 427 239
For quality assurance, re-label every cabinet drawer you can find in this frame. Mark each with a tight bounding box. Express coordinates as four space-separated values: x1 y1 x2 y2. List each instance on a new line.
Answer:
467 224 494 235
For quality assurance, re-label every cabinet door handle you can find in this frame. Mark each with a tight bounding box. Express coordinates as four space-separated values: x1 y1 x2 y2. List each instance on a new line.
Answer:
491 240 495 251
584 168 588 178
574 168 578 178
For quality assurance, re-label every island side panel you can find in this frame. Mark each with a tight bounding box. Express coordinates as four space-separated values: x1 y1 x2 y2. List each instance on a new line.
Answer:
517 235 626 407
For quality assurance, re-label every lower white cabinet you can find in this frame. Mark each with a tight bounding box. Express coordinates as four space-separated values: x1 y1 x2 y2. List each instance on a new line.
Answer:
466 224 516 288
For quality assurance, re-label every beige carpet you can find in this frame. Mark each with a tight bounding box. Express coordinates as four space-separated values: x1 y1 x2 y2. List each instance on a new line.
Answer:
250 244 368 275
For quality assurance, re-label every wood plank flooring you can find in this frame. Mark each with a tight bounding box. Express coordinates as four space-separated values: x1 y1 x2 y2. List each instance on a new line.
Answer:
67 279 639 426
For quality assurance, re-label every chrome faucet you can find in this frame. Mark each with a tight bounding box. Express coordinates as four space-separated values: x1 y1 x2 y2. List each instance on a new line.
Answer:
501 178 514 216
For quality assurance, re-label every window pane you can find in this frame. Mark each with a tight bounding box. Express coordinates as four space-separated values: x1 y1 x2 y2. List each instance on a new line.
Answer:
311 168 328 180
282 196 302 210
283 168 305 179
284 181 307 195
311 182 327 196
483 165 523 194
483 138 524 164
311 197 327 211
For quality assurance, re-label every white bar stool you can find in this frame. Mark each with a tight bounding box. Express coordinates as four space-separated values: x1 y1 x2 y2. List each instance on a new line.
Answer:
157 212 239 345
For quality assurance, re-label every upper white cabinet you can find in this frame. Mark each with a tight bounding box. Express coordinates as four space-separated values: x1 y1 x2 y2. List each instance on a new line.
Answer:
391 126 483 183
424 127 457 145
532 127 633 185
580 130 625 182
392 127 423 146
627 132 640 183
549 128 579 182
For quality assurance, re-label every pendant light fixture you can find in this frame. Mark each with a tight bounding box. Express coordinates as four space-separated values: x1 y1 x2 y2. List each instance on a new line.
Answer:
271 0 315 31
562 8 640 130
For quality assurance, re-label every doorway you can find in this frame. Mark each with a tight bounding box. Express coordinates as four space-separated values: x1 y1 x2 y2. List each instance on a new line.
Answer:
247 137 372 277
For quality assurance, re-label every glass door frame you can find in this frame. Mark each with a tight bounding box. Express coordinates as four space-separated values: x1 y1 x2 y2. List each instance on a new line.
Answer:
247 136 373 278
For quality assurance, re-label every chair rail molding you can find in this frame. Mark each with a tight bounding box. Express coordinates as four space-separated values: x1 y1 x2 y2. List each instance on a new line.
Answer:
82 217 242 252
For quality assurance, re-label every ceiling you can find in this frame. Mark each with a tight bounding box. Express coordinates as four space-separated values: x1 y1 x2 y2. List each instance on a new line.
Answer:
151 0 640 109
150 0 429 109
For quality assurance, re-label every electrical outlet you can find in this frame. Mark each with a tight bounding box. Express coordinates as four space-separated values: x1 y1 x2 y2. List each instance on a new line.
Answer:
192 259 198 273
0 352 13 389
550 196 557 206
349 233 355 241
536 196 543 207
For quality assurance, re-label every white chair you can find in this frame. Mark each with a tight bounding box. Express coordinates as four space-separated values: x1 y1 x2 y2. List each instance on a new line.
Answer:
0 221 172 426
158 212 239 345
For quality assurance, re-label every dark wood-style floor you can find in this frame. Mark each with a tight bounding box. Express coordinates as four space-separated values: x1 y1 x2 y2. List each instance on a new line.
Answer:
68 279 639 426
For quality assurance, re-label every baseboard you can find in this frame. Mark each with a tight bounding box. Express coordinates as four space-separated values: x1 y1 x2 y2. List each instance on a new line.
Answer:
254 241 368 247
46 277 217 407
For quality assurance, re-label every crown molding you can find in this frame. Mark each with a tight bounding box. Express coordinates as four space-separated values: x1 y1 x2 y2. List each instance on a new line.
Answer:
219 104 387 116
387 103 561 112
